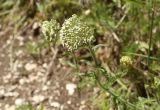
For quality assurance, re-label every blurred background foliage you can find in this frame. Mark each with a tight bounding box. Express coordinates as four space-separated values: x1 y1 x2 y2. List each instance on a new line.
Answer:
1 0 160 58
1 0 160 110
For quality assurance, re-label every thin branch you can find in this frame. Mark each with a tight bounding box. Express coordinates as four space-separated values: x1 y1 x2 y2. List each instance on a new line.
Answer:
44 47 58 83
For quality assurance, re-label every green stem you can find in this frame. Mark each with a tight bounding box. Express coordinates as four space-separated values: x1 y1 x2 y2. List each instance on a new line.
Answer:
123 52 160 61
147 0 155 67
93 72 138 109
72 52 83 98
72 52 79 72
155 93 160 104
88 43 100 66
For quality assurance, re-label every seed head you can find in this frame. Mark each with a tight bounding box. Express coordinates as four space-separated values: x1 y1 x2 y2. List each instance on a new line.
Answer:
41 19 60 42
60 14 94 51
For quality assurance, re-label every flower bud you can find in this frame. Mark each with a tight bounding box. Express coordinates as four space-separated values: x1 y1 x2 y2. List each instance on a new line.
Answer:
120 56 132 68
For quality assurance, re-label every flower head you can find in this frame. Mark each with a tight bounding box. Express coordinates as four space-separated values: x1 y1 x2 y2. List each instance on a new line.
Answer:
60 14 94 51
120 56 132 68
41 19 60 42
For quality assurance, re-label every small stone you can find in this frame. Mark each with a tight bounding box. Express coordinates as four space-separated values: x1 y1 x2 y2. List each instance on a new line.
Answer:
5 92 19 97
13 92 19 97
65 83 77 95
24 63 37 71
5 74 12 79
37 71 43 77
80 100 86 105
79 105 86 110
0 89 5 95
19 41 24 46
60 105 64 110
15 98 24 106
46 81 51 85
84 9 91 15
42 63 48 69
33 22 40 29
4 92 13 97
28 75 36 82
67 100 71 104
19 79 25 85
50 101 60 108
93 87 100 93
42 85 48 91
32 95 45 104
5 105 15 110
15 50 23 56
17 62 23 68
16 36 24 41
6 39 11 45
8 86 17 92
5 104 9 109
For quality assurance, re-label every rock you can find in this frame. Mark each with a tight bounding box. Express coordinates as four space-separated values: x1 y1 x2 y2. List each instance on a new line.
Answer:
79 105 87 110
80 100 86 105
50 101 60 108
7 85 17 93
4 92 19 97
15 50 23 57
0 89 5 96
17 62 23 68
24 63 37 72
0 89 5 99
5 105 15 110
46 81 51 86
19 79 26 85
32 95 45 104
42 85 48 91
15 98 24 106
6 39 11 45
65 83 77 95
42 63 48 69
32 22 40 29
67 100 71 104
16 36 24 46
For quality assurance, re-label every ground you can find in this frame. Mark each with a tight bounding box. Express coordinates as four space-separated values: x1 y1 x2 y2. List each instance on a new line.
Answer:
0 22 97 110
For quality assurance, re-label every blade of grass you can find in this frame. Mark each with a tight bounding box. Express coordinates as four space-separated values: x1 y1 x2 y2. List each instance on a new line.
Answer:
123 52 160 61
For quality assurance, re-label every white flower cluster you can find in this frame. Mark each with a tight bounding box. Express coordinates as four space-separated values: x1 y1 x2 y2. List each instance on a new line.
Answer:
60 14 94 51
41 19 60 42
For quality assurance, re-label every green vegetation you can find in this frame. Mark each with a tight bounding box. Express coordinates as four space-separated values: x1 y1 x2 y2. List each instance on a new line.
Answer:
16 103 44 110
